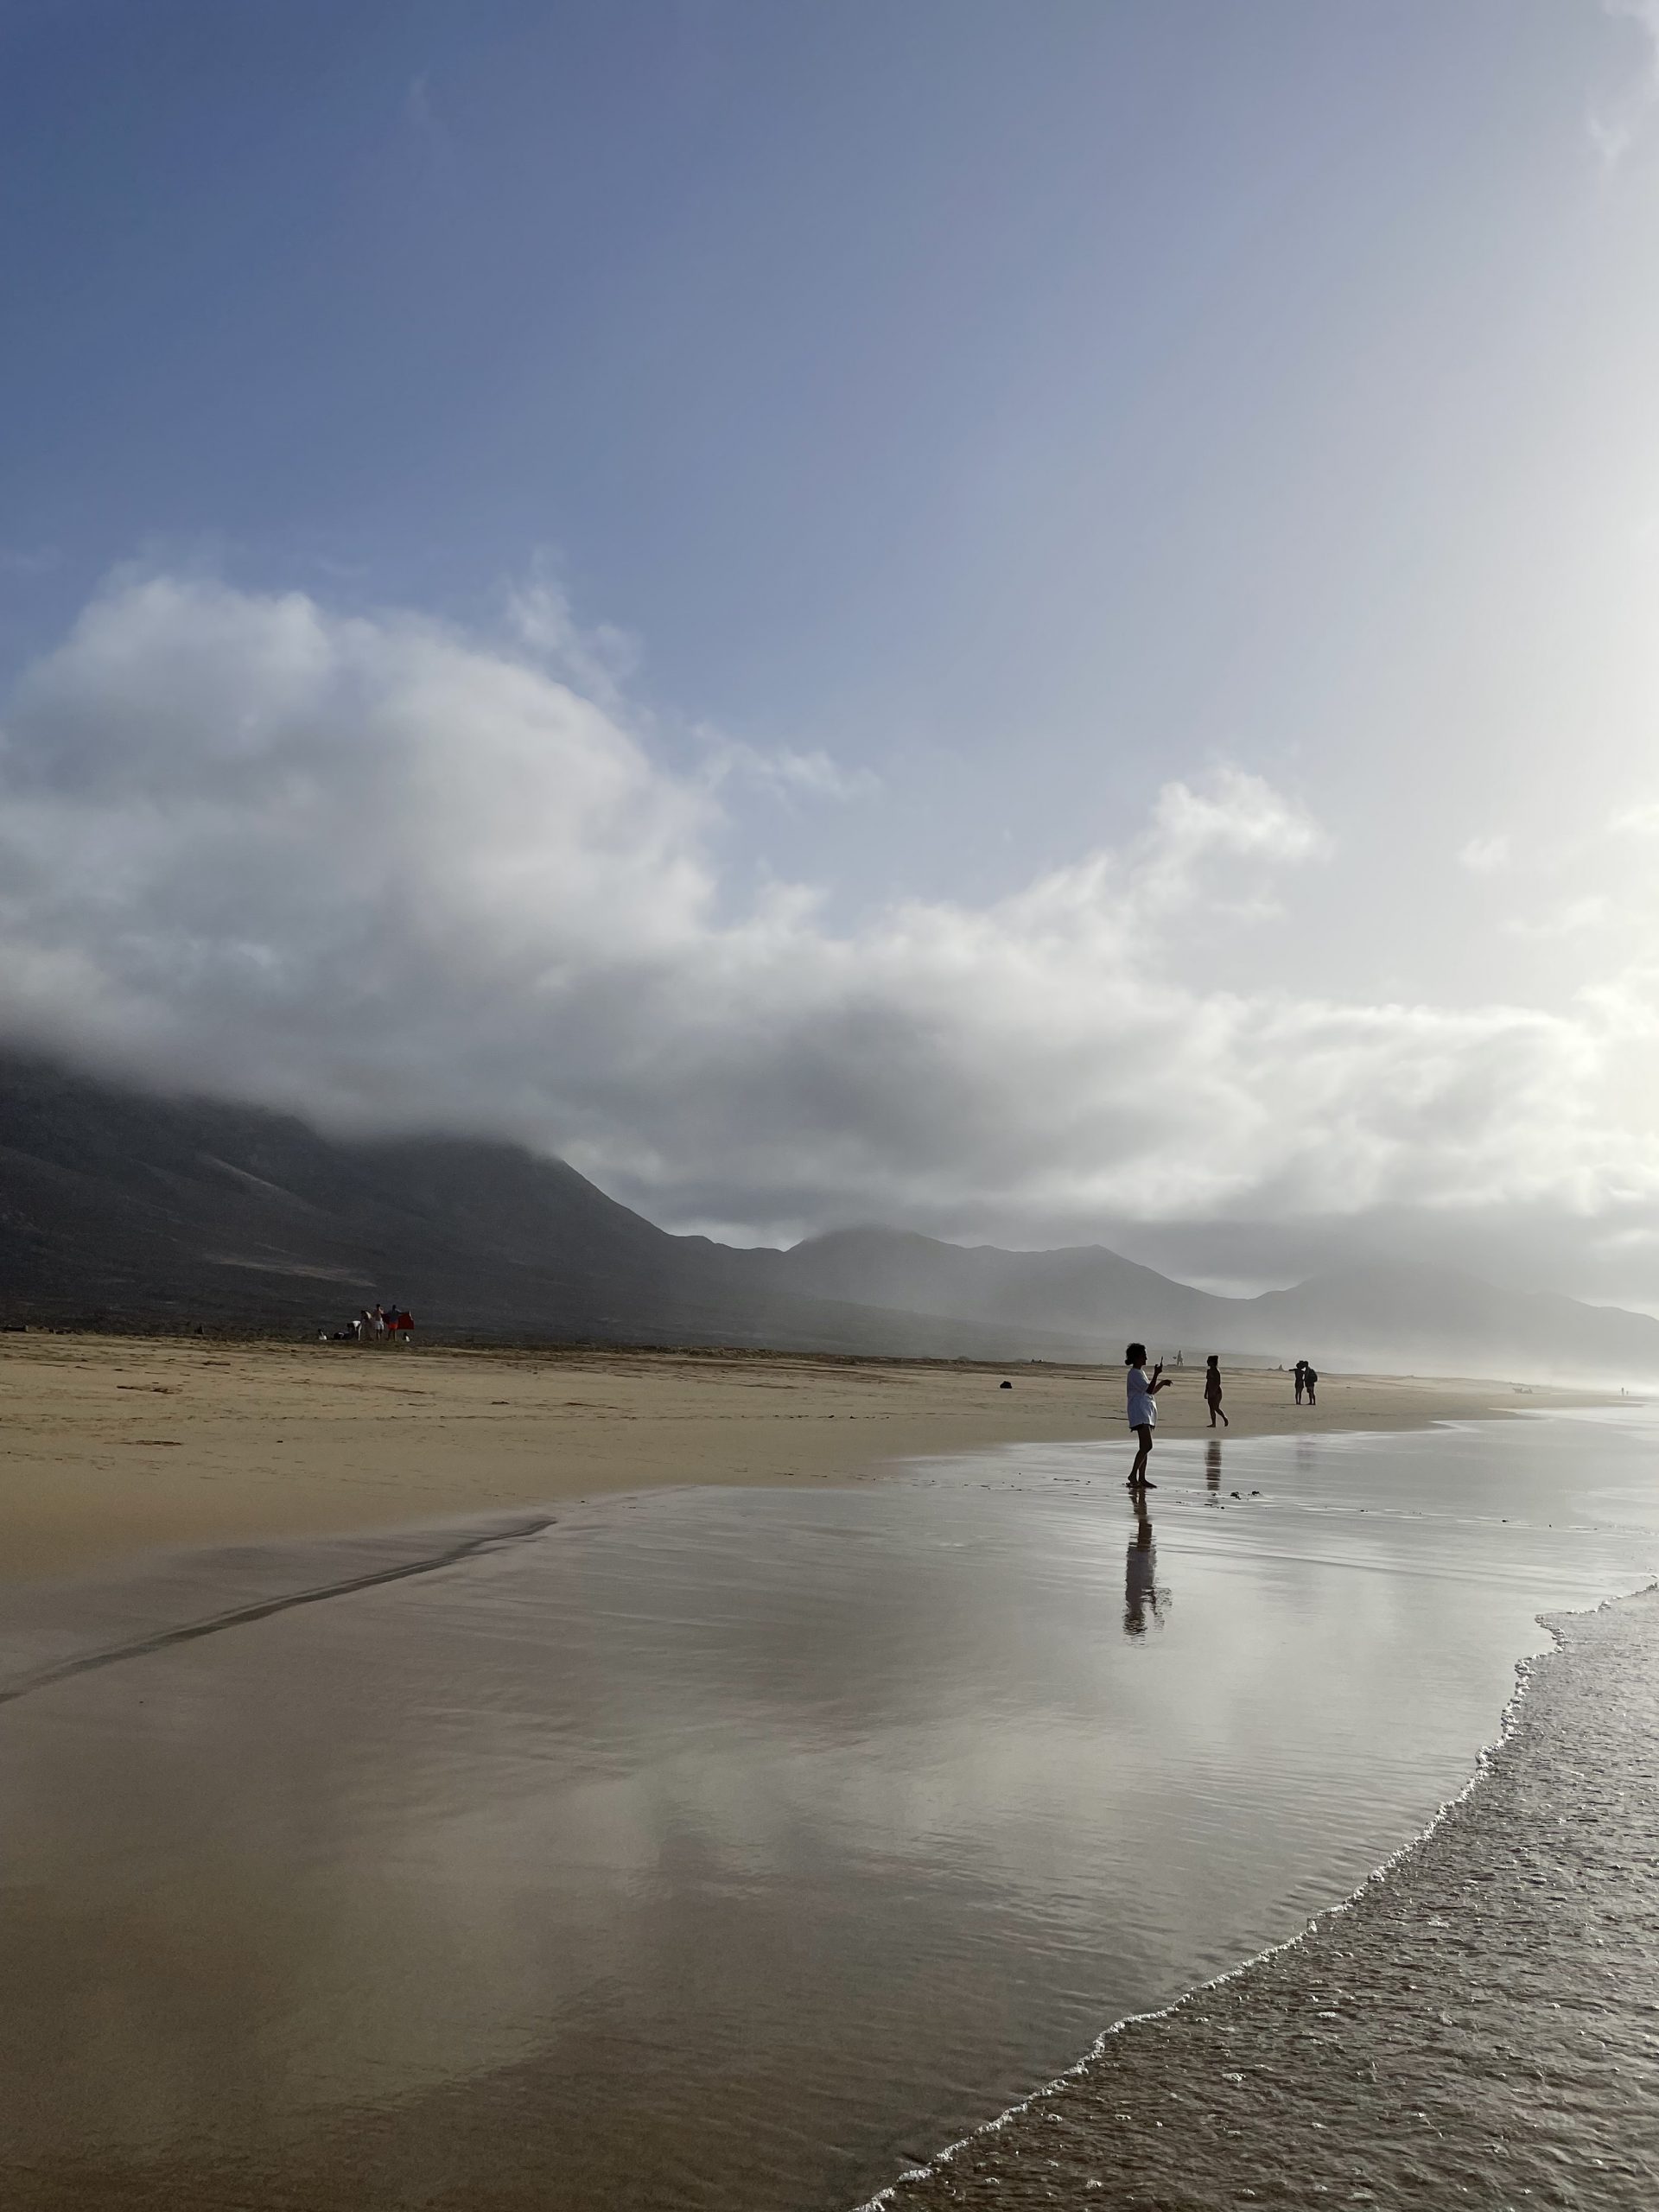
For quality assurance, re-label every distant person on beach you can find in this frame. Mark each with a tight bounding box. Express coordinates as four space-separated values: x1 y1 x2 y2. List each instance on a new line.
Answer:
1294 1358 1307 1405
1303 1363 1319 1408
1125 1342 1173 1490
1205 1353 1229 1427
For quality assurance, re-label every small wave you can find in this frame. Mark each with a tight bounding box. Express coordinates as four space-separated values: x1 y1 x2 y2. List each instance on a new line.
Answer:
861 1577 1659 2210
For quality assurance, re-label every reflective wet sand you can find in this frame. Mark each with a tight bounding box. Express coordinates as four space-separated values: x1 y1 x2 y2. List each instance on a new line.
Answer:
874 1582 1659 2210
0 1413 1654 2209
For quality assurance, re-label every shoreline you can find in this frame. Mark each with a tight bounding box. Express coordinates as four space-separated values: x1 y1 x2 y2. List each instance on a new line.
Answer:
868 1573 1659 2209
861 1591 1580 2209
0 1332 1618 1585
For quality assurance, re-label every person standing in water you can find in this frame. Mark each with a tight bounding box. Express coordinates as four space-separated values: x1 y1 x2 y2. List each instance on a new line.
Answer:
1204 1353 1229 1427
1124 1342 1172 1490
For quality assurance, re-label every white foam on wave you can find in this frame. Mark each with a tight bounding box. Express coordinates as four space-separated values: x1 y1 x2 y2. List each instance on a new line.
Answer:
854 1572 1659 2211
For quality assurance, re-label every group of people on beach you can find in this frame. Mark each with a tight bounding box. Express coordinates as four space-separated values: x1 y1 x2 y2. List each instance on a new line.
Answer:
321 1304 415 1346
1123 1344 1319 1490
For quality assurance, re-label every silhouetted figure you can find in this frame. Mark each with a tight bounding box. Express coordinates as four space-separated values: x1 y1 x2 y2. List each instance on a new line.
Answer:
1294 1358 1307 1405
1124 1497 1162 1635
1205 1353 1229 1427
1124 1341 1173 1490
1205 1438 1222 1498
1303 1363 1318 1408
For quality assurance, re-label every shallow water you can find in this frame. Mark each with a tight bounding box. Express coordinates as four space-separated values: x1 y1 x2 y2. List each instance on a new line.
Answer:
0 1411 1655 2209
873 1585 1659 2210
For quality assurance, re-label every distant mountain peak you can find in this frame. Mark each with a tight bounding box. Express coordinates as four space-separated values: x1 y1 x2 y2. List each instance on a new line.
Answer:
2 1051 1656 1381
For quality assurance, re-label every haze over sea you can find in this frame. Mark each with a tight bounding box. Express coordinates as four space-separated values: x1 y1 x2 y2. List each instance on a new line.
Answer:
1 1408 1655 2209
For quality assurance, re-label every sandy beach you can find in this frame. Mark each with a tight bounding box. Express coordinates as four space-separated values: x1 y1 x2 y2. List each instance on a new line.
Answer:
3 1398 1654 2211
0 1331 1605 1583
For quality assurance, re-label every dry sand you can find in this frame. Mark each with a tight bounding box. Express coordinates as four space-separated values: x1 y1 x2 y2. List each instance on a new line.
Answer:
0 1332 1608 1586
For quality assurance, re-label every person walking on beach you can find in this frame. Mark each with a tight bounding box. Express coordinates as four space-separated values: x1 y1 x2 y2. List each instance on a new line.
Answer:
1204 1353 1229 1427
1294 1358 1307 1405
1303 1363 1318 1408
1125 1342 1172 1490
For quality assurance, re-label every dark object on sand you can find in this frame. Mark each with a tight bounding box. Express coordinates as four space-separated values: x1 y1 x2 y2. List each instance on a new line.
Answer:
1000 1378 1012 1389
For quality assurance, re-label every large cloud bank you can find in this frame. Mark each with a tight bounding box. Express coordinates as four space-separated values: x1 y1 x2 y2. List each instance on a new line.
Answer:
2 575 1656 1270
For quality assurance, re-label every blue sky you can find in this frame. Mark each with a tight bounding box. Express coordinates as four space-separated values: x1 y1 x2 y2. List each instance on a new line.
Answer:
7 1 1659 1301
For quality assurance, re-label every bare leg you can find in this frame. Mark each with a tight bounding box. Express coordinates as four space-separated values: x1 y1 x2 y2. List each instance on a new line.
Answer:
1128 1426 1155 1488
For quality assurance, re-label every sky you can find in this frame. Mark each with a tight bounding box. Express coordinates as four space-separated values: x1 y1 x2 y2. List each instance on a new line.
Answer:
5 0 1659 1306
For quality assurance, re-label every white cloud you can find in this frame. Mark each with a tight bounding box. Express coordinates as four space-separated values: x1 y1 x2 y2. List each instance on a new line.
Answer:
504 564 642 711
1592 0 1659 164
1458 831 1510 874
3 573 1659 1253
1504 894 1613 939
697 731 880 804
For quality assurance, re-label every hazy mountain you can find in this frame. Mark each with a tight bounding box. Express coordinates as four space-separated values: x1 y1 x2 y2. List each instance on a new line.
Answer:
1249 1262 1659 1383
2 1053 1656 1382
743 1227 1234 1345
752 1230 1659 1383
0 1054 1084 1358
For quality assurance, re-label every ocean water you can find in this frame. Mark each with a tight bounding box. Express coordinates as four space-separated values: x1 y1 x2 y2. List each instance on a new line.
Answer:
871 1584 1659 2211
0 1410 1654 2210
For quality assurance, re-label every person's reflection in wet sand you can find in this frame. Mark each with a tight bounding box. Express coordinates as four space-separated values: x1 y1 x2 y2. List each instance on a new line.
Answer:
1124 1498 1165 1636
1205 1439 1222 1502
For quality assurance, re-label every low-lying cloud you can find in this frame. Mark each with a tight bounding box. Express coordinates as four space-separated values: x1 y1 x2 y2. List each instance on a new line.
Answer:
3 573 1658 1294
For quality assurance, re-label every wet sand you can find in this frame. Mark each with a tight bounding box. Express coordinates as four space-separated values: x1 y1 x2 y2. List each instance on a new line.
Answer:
0 1332 1604 1582
1 1414 1654 2211
872 1581 1659 2211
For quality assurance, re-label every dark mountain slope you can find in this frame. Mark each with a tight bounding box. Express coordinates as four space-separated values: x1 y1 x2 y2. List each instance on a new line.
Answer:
3 1054 1656 1381
0 1056 1087 1355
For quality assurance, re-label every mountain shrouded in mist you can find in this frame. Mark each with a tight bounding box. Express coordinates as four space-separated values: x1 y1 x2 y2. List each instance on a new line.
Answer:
3 1054 1656 1384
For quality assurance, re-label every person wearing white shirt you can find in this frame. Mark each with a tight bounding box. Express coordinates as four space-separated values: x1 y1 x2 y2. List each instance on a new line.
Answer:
1124 1340 1173 1490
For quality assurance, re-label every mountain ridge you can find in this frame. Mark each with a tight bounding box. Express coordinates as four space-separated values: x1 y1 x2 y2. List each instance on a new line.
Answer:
1 1052 1655 1382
